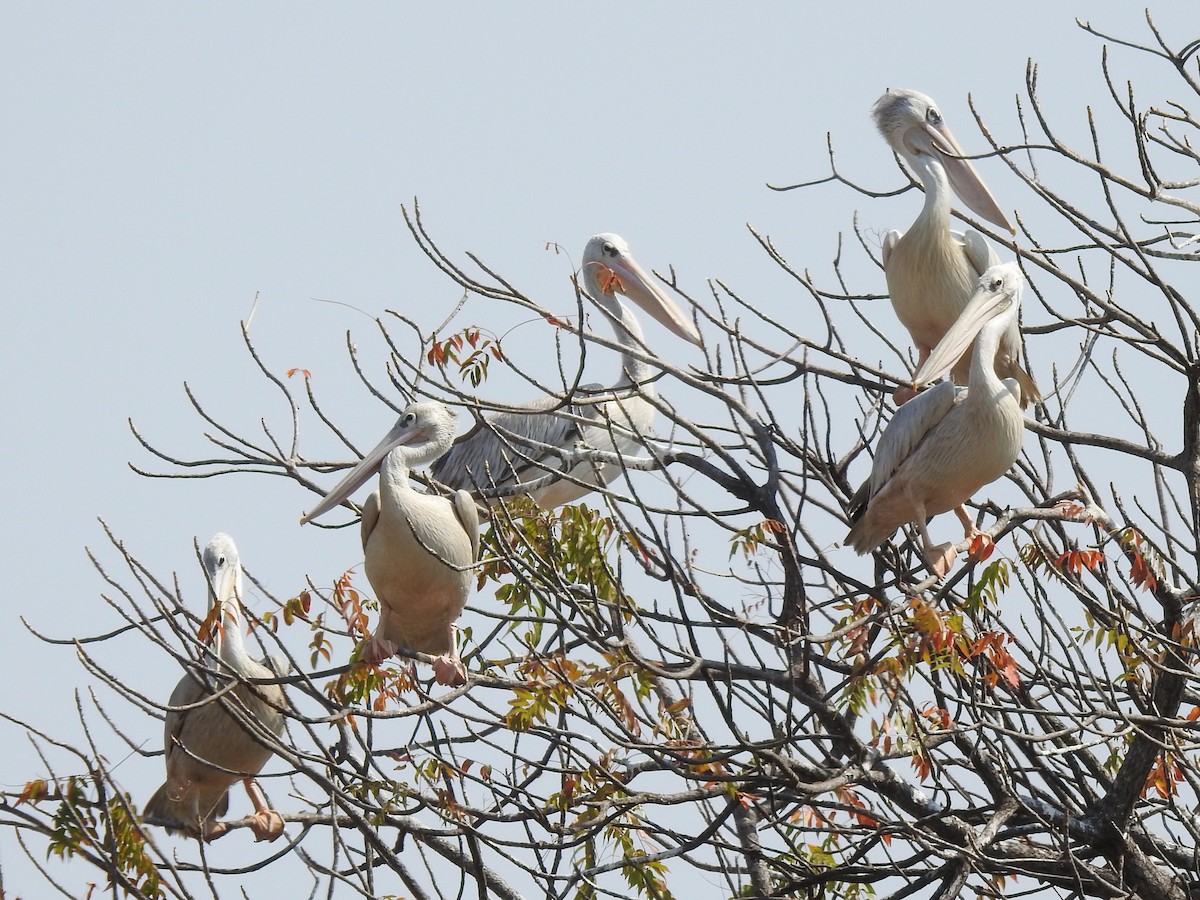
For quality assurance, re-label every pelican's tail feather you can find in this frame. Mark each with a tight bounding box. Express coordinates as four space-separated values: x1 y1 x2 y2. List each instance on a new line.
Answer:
845 515 889 557
144 781 229 837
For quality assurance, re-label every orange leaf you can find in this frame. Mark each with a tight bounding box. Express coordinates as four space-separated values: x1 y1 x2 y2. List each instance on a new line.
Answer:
967 533 995 562
1054 499 1087 520
1056 548 1103 576
16 779 48 806
992 648 1021 689
1130 551 1157 592
285 368 312 380
597 265 624 295
197 605 222 644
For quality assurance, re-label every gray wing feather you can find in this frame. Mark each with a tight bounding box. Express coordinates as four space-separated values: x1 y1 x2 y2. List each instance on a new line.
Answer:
360 491 381 553
431 392 601 493
862 381 960 503
451 490 481 560
162 672 205 766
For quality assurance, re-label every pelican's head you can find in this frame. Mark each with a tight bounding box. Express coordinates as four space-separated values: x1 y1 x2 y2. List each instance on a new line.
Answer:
872 88 1013 233
299 403 459 524
202 532 244 638
581 233 701 345
912 262 1025 389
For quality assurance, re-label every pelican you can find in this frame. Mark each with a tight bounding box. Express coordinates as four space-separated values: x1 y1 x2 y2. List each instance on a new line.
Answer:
431 233 702 507
300 402 479 685
145 534 289 842
873 88 1039 407
846 262 1027 575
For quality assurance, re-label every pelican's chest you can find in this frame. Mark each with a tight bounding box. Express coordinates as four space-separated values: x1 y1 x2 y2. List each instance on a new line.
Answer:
368 491 474 589
885 231 977 346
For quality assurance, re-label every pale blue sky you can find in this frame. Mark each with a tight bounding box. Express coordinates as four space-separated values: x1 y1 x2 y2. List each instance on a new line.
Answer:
0 3 1188 894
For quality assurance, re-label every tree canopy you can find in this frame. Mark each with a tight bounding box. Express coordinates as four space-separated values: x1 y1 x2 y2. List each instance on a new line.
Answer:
6 14 1200 900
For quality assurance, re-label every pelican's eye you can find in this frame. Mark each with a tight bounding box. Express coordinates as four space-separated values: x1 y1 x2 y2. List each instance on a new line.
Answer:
603 242 618 257
218 556 226 567
926 107 942 126
990 278 1003 292
404 412 417 425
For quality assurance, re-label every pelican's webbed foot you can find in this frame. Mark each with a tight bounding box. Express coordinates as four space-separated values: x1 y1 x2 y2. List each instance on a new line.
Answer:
362 633 399 665
248 809 285 842
923 542 958 577
432 655 467 686
242 777 285 843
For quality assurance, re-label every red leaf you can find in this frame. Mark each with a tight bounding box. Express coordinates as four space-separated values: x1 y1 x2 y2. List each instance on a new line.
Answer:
1130 550 1157 592
1054 499 1087 520
598 266 624 295
1056 548 1103 576
967 533 995 562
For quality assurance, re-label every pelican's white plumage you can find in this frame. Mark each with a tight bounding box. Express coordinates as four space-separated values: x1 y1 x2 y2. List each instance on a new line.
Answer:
431 233 701 507
873 88 1038 407
301 403 479 685
846 263 1028 575
145 534 289 842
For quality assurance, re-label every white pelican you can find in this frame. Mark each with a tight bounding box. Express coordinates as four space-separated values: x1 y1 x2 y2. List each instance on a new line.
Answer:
431 233 701 507
846 262 1027 575
873 88 1039 407
301 402 479 685
145 534 289 842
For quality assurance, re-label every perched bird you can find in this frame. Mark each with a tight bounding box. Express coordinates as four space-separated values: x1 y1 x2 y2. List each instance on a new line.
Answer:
431 233 702 507
301 402 479 685
145 534 289 842
846 262 1028 575
873 88 1038 407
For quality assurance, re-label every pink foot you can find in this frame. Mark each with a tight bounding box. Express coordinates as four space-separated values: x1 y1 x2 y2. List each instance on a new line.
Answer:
924 542 957 577
362 633 398 665
200 820 228 843
432 655 466 686
248 809 285 843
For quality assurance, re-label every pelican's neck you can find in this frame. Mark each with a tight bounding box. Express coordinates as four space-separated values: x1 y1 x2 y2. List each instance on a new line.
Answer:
381 446 415 492
381 426 453 493
582 268 653 390
214 592 257 676
908 152 953 239
967 318 1007 400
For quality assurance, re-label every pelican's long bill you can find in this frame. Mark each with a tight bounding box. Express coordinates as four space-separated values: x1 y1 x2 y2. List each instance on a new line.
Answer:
911 267 1020 390
209 555 241 621
585 235 701 346
300 417 426 524
917 119 1013 234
